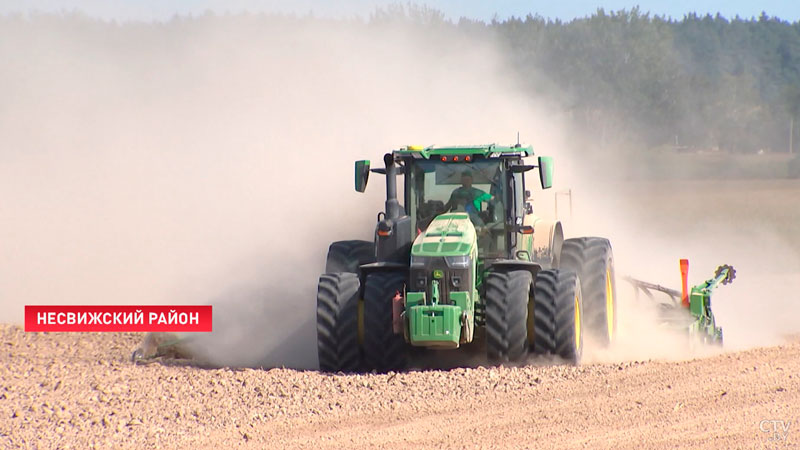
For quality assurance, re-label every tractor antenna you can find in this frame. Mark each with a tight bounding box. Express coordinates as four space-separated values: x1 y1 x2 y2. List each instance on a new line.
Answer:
515 132 521 148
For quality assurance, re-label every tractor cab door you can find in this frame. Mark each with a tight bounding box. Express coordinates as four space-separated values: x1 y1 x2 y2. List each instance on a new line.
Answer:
507 162 536 261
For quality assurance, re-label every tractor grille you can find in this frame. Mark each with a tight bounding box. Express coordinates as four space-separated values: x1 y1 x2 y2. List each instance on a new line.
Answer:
409 258 471 305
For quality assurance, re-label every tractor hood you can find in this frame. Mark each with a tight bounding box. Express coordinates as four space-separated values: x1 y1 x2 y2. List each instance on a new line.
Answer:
411 213 477 257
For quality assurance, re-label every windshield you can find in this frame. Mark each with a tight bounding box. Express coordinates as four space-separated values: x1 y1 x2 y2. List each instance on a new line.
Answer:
407 159 508 257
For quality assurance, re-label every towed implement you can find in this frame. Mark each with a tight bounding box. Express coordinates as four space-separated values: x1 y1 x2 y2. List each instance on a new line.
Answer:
625 260 735 345
316 144 618 372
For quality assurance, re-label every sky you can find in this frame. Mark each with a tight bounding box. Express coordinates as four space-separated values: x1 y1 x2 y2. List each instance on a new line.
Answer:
1 0 798 23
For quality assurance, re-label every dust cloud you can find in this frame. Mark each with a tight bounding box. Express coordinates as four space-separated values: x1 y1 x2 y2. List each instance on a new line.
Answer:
564 176 800 362
0 13 568 368
2 12 797 369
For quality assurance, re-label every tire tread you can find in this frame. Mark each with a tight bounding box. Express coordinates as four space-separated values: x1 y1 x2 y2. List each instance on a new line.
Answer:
485 270 532 363
560 237 616 344
363 272 407 372
317 273 361 372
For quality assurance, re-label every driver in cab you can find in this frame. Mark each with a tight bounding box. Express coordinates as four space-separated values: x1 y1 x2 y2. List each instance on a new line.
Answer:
444 171 493 225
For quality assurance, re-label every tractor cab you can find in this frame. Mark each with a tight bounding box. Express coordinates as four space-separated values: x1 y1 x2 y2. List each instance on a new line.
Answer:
406 156 513 258
355 144 552 264
355 145 554 261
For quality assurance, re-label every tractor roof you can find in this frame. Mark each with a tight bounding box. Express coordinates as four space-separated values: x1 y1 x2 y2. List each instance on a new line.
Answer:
394 144 534 159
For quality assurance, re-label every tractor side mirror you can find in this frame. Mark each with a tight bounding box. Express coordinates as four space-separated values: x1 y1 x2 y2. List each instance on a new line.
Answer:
510 165 535 173
355 160 370 193
538 156 554 189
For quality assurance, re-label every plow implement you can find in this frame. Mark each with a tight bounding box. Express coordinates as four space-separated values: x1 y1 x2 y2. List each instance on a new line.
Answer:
625 259 736 345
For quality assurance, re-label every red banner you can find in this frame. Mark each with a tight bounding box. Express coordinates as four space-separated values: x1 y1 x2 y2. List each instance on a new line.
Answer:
24 305 213 332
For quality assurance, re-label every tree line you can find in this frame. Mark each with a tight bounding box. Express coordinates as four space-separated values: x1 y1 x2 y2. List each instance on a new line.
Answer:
474 8 800 153
374 5 800 153
4 6 799 153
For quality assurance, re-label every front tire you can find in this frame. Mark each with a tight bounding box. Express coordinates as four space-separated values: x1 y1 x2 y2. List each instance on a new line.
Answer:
317 273 361 372
531 269 584 364
363 272 407 372
485 270 532 363
560 237 617 346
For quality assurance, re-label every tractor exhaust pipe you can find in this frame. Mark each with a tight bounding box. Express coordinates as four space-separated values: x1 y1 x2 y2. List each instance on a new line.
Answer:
384 153 401 220
375 153 411 263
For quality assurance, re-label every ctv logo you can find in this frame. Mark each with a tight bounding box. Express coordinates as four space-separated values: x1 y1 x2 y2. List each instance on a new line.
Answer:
759 419 791 443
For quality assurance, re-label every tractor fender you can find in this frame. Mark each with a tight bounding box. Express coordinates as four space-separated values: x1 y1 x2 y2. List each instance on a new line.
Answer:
354 262 409 349
530 218 564 269
486 260 543 280
359 261 408 277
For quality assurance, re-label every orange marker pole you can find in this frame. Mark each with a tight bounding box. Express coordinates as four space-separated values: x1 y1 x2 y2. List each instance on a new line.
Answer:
680 259 690 308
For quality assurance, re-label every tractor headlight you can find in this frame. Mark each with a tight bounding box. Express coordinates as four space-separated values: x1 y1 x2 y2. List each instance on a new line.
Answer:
410 255 431 268
444 255 471 269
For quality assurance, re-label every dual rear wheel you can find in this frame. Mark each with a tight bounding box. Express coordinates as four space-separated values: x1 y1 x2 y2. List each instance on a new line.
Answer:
560 237 617 346
484 237 617 365
316 270 407 373
485 269 583 364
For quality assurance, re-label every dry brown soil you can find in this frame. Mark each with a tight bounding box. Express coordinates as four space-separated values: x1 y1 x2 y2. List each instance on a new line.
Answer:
1 326 798 449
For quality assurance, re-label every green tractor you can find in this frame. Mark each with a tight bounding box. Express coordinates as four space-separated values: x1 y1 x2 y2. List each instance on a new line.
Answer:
317 144 617 372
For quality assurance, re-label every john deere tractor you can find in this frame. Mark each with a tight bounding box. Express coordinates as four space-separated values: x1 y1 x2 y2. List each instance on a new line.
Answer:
317 144 616 372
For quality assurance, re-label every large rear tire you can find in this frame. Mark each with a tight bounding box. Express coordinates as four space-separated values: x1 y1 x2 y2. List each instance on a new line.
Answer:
363 272 407 372
531 269 584 364
325 240 375 274
485 270 532 363
531 270 556 356
559 237 617 346
316 273 361 372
